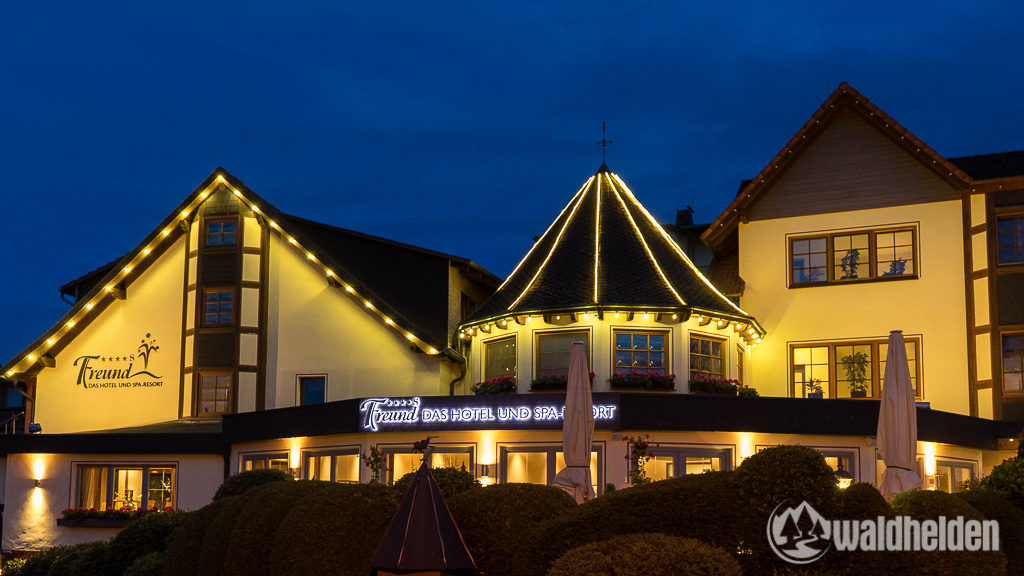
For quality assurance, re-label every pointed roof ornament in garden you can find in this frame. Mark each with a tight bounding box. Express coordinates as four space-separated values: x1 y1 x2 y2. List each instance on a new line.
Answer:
371 461 476 576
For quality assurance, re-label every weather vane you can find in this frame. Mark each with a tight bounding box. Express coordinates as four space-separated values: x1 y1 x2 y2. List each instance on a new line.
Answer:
596 121 613 162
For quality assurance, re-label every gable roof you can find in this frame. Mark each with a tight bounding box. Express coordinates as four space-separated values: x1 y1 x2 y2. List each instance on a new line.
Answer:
950 150 1024 180
702 82 973 249
371 461 476 574
462 164 763 332
4 169 495 380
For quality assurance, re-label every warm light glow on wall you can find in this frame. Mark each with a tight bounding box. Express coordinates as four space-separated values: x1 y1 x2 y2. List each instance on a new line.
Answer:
478 431 496 467
289 445 301 470
737 433 755 462
32 456 48 482
923 442 936 477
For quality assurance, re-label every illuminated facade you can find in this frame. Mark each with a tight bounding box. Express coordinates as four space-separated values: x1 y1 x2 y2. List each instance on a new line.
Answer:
0 83 1021 557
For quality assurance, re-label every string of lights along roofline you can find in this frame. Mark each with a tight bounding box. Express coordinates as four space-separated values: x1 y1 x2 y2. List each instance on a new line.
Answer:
3 173 442 380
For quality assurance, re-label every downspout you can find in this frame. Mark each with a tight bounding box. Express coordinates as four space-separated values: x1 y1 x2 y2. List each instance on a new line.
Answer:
443 347 466 396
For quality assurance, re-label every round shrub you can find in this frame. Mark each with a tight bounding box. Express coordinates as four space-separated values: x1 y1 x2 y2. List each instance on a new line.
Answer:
449 483 577 576
164 498 238 576
30 541 110 576
891 490 1006 575
269 482 400 576
393 466 479 499
981 457 1024 510
124 551 163 576
959 490 1024 576
530 471 742 573
735 445 838 572
547 533 742 576
104 510 189 574
2 558 27 576
222 480 327 576
817 483 908 576
214 468 292 501
197 492 251 575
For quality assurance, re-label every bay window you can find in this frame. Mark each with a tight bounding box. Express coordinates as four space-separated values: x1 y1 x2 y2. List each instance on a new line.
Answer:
77 464 175 511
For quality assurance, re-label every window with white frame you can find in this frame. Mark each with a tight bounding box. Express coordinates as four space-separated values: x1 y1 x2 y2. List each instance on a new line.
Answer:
241 453 290 473
77 464 176 511
382 446 474 484
298 375 327 405
484 336 517 380
646 447 732 481
303 449 360 483
499 445 603 495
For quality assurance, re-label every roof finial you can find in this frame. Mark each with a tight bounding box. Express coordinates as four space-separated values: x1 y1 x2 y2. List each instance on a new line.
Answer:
596 121 613 163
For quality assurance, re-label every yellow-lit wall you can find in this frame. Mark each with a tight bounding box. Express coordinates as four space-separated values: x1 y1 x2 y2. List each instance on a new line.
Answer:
265 235 445 408
465 313 749 392
34 238 187 433
2 453 222 552
739 201 968 413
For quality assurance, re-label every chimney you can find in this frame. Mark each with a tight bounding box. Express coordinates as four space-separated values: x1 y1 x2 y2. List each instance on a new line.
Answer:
676 205 694 227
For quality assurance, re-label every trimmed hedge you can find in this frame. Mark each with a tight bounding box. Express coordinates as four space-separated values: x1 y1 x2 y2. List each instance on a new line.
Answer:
164 498 240 576
528 472 742 574
14 541 110 576
818 483 908 576
392 466 479 499
958 490 1024 576
735 445 839 573
197 493 251 575
891 490 1006 575
981 457 1024 510
213 468 292 501
222 480 327 576
449 483 578 576
547 533 742 576
269 482 400 576
124 551 164 576
104 510 189 575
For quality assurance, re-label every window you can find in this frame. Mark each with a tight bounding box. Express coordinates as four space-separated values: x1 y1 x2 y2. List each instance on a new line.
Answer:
536 331 589 377
383 446 473 483
500 445 603 495
484 336 517 379
1004 334 1024 394
298 375 326 405
77 464 175 511
614 331 666 375
736 345 745 385
303 449 359 483
935 460 974 493
198 371 232 415
791 338 920 399
819 450 857 488
646 447 732 481
205 218 237 246
689 335 724 378
242 453 290 473
202 288 234 325
790 227 916 285
999 216 1024 264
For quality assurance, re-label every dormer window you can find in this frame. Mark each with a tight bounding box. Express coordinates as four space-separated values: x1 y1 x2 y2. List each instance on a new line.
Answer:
205 218 238 247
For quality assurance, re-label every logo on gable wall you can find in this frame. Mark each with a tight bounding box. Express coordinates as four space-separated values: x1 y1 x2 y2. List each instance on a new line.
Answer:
72 333 165 390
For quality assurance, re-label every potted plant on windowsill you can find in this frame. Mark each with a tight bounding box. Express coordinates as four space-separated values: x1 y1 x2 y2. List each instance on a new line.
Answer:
608 372 676 391
470 376 517 395
688 374 751 396
840 351 870 398
529 372 594 392
805 378 823 399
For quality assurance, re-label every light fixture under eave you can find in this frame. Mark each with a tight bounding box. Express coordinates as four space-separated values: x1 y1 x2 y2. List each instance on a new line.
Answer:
27 354 35 361
233 189 242 197
66 321 75 328
85 303 93 310
428 348 438 354
162 229 170 236
46 338 54 345
251 206 260 213
405 333 415 341
200 191 209 199
325 269 334 277
181 210 189 217
345 285 354 293
385 318 394 325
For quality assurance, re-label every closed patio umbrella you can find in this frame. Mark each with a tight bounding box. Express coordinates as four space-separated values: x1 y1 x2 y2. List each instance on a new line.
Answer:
876 330 922 500
552 340 595 503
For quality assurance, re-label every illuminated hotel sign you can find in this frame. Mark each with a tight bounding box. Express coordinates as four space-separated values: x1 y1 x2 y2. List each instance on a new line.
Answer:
359 395 619 432
72 333 165 390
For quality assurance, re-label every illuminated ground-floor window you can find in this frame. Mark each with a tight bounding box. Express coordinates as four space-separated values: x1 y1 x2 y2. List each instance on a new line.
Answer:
77 464 176 511
383 445 474 483
934 459 974 493
646 447 732 481
241 452 290 473
303 448 360 483
499 444 603 494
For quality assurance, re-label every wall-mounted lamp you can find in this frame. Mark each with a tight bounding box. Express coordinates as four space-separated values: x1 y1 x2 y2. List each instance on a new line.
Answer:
28 423 41 434
835 462 853 490
33 479 41 488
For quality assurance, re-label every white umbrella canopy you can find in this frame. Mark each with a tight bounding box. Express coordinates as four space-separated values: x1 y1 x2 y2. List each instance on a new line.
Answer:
876 330 922 500
552 340 595 503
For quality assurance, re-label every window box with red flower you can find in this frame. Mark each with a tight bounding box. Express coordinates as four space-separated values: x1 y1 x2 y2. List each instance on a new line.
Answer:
608 372 676 391
529 372 595 391
471 376 517 395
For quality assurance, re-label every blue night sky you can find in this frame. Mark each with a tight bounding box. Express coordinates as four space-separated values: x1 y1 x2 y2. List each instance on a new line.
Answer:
1 1 1022 360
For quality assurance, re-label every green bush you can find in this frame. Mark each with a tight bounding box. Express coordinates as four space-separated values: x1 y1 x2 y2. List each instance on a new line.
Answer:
981 457 1024 510
164 499 237 576
2 557 27 576
449 483 578 576
18 541 111 576
958 490 1024 576
104 510 189 574
891 490 1006 575
817 483 908 576
527 472 741 575
197 492 251 575
547 533 742 576
222 480 327 576
213 468 292 501
392 466 479 499
124 552 164 576
735 445 839 572
269 482 400 576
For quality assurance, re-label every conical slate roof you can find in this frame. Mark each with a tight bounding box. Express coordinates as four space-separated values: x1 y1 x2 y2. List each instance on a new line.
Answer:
464 164 759 328
371 461 476 575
